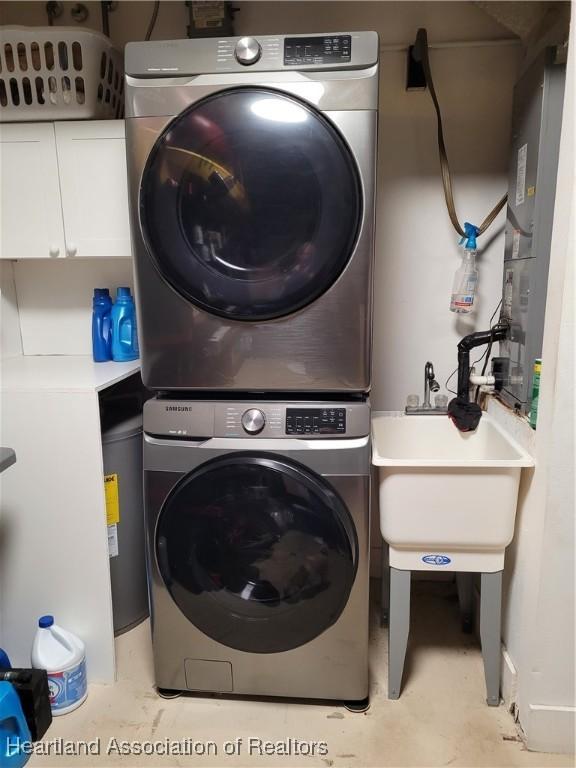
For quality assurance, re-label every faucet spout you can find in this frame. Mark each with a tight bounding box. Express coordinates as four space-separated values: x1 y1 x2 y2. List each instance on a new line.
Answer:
423 361 439 408
406 361 446 415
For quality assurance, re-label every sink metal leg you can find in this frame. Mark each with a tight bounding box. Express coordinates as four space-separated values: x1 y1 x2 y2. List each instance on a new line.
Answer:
388 567 411 700
480 570 503 707
381 541 390 626
456 572 475 633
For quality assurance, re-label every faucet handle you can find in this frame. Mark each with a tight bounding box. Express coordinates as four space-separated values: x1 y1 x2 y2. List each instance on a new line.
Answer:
435 394 448 409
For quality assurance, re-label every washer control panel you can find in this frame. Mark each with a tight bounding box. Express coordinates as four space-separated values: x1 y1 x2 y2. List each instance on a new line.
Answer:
284 35 351 65
286 408 346 435
144 399 370 440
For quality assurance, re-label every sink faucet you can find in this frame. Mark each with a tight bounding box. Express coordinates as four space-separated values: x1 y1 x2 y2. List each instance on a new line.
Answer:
423 361 440 409
405 361 447 415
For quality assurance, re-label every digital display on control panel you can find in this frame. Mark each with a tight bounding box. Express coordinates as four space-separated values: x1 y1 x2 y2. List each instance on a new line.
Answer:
284 36 351 65
286 408 346 435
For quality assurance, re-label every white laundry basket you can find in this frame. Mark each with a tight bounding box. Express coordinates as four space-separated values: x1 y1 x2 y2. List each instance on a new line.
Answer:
0 26 124 121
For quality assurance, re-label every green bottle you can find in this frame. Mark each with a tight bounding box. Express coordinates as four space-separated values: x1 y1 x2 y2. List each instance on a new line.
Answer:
529 359 542 429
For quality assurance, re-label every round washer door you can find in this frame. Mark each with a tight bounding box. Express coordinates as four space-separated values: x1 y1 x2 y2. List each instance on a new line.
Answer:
139 88 362 321
155 454 358 653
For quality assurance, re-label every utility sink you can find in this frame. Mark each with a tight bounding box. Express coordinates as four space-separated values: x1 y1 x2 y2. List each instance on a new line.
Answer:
372 413 534 572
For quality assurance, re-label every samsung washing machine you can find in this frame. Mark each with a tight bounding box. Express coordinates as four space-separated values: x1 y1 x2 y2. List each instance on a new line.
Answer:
125 32 379 393
143 396 371 701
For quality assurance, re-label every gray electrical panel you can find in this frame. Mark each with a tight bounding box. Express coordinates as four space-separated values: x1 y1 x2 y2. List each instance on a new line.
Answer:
499 48 566 413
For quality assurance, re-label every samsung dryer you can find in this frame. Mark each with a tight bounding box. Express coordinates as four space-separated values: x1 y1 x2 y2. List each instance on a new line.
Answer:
143 396 371 702
125 32 379 393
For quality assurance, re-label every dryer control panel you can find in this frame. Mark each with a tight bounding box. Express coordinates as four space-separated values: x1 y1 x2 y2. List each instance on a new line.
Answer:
284 35 351 65
125 31 378 78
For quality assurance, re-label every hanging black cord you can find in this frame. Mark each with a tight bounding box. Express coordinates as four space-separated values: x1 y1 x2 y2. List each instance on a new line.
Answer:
101 2 111 38
474 299 505 402
145 1 160 41
414 28 507 237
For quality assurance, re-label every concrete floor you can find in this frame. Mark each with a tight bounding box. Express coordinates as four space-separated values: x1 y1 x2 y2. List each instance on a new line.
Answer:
29 582 573 768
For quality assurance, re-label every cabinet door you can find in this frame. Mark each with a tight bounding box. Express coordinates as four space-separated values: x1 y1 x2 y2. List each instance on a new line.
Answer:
0 123 66 259
55 121 132 258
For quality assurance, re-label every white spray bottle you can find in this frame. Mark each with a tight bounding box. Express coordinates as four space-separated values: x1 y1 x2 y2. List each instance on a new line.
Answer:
450 223 479 314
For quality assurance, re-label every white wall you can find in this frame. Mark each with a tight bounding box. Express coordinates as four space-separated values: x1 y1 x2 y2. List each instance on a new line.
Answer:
14 259 134 355
0 259 133 358
523 223 574 752
517 42 574 753
0 262 23 360
372 44 519 409
0 1 189 44
0 261 22 649
0 1 514 46
0 385 116 682
488 21 575 753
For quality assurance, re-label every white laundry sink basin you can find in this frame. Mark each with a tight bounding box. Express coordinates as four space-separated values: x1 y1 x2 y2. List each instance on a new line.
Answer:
372 412 534 572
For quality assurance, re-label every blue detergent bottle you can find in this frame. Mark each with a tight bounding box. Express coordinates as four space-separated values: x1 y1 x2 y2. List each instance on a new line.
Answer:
0 681 31 767
92 288 112 362
111 287 139 362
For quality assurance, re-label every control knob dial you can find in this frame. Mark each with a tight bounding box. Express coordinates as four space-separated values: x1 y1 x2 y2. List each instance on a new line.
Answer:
235 36 262 65
241 408 266 434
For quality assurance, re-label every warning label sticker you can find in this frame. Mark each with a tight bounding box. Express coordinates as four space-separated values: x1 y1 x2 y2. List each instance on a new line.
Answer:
512 229 521 259
504 269 514 319
107 524 119 558
192 1 225 29
104 473 120 526
516 144 527 206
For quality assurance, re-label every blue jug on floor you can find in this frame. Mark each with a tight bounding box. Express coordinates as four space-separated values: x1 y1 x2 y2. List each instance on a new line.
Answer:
0 682 31 767
111 287 139 363
92 288 112 362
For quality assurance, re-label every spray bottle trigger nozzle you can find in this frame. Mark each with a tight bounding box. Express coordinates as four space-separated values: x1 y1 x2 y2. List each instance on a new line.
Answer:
461 222 479 251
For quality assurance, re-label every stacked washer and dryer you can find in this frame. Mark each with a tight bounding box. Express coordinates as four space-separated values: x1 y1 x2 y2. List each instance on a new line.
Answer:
124 31 379 706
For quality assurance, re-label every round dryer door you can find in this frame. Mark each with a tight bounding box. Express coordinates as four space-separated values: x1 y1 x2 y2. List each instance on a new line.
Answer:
155 454 358 653
139 88 362 321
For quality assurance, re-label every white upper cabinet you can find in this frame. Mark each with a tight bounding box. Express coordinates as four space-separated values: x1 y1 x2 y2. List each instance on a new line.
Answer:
0 123 66 260
0 120 132 260
55 121 132 258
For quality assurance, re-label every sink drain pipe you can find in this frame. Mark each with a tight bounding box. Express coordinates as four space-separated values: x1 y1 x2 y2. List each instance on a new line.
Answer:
449 323 509 431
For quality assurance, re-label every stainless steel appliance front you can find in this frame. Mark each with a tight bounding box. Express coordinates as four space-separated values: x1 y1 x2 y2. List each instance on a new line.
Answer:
144 398 370 700
125 32 379 393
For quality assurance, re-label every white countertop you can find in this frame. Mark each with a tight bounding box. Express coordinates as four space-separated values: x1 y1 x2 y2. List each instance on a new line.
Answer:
1 355 140 393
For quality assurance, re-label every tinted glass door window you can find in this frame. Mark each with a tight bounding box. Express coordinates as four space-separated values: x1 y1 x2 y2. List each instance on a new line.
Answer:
156 454 357 653
140 88 361 321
